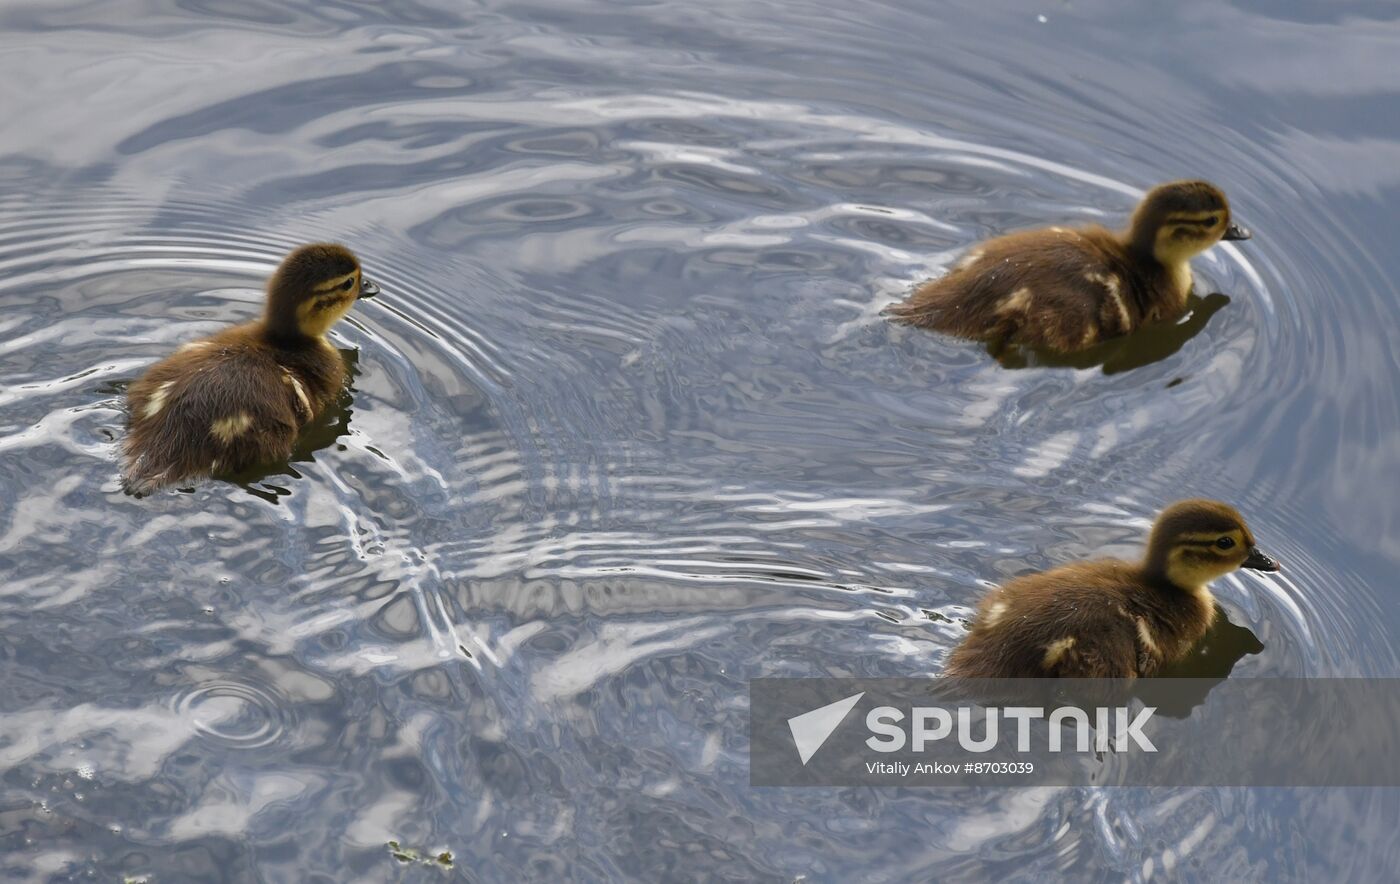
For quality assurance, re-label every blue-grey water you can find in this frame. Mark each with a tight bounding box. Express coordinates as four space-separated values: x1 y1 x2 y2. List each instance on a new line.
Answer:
1 0 1398 880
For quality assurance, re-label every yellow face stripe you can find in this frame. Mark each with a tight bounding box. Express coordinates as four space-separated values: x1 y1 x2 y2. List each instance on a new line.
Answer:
1164 545 1239 592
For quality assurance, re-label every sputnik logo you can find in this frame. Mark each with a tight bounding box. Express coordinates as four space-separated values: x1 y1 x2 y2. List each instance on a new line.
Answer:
787 692 864 765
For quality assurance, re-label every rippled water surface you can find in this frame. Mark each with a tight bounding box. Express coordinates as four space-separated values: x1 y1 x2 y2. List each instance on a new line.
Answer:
2 0 1399 880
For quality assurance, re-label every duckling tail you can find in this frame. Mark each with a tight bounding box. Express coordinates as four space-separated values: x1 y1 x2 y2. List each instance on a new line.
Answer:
119 457 172 496
885 282 966 332
120 443 200 496
883 298 938 329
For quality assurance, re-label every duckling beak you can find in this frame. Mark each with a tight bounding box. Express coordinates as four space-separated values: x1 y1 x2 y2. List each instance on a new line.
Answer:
1222 222 1252 241
358 278 381 300
1242 546 1280 572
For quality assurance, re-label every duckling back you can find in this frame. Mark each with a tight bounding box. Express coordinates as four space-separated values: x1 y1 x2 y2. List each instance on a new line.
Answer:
889 227 1144 352
121 326 343 494
945 561 1152 679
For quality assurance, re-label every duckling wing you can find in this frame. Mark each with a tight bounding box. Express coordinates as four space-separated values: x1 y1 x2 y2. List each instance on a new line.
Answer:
946 562 1142 679
1028 563 1143 678
890 227 1133 352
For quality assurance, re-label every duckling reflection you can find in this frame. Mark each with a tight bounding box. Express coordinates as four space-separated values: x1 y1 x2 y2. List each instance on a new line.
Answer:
992 292 1230 374
1134 604 1264 717
889 181 1249 356
121 243 378 495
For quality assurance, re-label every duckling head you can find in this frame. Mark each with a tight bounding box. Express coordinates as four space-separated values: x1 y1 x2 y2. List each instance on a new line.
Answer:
1128 180 1250 267
262 243 379 340
1144 498 1280 592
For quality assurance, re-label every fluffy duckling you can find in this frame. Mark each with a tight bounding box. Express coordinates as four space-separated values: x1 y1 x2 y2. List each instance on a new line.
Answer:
121 243 379 494
888 180 1251 353
945 499 1279 679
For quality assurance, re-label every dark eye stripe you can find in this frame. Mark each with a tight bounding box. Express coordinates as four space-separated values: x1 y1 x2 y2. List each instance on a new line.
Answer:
312 293 350 312
313 276 356 293
1169 216 1219 227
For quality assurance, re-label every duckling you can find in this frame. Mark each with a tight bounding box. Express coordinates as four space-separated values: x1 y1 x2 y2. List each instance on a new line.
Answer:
888 180 1251 353
121 243 379 494
945 499 1279 680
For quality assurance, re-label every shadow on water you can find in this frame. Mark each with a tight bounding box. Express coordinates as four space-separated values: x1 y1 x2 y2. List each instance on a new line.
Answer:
1135 604 1266 718
990 292 1231 375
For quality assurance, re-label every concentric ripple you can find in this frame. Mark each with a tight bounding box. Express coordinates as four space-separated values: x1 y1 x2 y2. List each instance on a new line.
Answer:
171 680 289 750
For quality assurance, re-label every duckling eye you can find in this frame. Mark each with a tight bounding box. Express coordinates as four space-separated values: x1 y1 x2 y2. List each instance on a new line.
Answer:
1215 537 1236 550
340 278 354 292
1203 216 1219 227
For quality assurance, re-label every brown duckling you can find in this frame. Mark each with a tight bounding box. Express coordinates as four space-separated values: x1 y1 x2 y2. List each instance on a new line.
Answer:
888 180 1251 353
121 243 379 494
945 499 1279 679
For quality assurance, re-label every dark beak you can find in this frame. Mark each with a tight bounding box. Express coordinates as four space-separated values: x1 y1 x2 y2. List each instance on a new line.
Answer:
1222 222 1251 241
1242 546 1280 572
358 278 380 300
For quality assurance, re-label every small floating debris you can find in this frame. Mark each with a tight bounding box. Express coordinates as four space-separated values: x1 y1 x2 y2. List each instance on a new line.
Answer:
921 608 953 624
387 840 454 869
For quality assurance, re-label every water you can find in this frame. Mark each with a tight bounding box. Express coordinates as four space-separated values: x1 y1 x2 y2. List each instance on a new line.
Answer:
1 0 1398 880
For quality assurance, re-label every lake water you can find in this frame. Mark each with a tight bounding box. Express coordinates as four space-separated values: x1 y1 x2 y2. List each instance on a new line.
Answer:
2 0 1398 880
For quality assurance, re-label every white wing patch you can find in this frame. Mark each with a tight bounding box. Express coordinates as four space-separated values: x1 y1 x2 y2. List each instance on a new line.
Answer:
996 286 1033 316
282 369 312 419
955 248 984 270
1042 637 1077 668
1135 617 1160 657
210 413 253 442
981 601 1007 629
142 381 174 419
1085 271 1131 329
